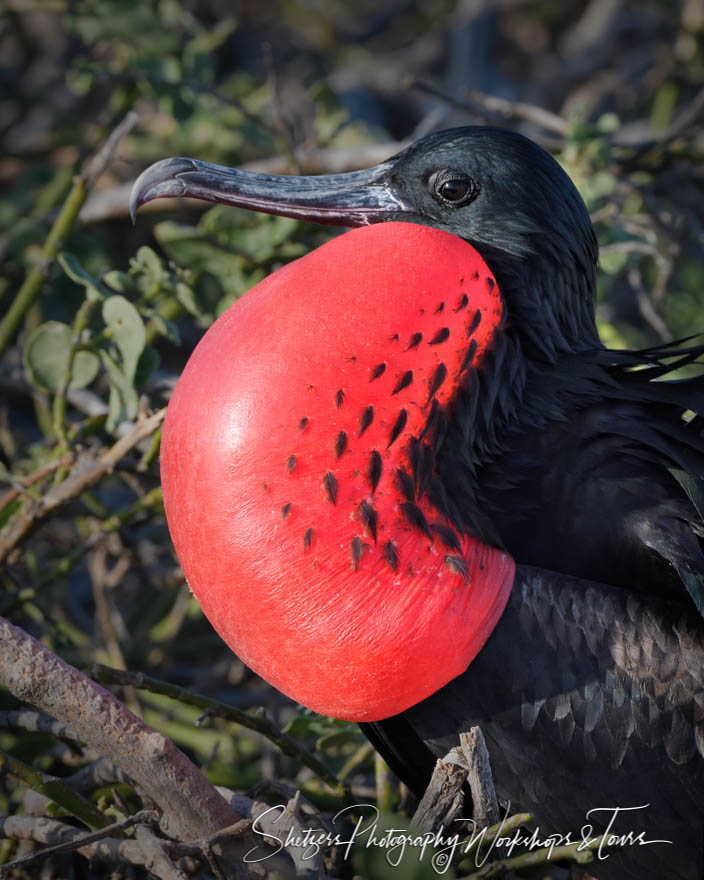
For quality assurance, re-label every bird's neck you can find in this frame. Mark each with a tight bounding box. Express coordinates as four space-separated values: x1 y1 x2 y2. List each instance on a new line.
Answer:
433 255 603 547
480 245 601 362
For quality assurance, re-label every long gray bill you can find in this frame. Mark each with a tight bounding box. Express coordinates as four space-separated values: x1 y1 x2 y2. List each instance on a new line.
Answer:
130 156 405 226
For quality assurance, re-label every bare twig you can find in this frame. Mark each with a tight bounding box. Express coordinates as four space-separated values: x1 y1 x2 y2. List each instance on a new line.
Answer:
629 266 672 342
0 709 79 742
411 79 568 138
660 85 704 143
0 814 207 880
67 756 133 793
0 112 138 358
0 408 166 565
93 663 347 797
0 810 158 878
0 452 74 517
81 111 139 190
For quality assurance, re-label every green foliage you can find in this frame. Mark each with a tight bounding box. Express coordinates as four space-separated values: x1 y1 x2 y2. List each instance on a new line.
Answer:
24 322 100 393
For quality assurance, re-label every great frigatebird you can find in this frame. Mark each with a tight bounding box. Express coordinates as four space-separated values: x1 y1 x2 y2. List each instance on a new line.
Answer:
131 127 704 880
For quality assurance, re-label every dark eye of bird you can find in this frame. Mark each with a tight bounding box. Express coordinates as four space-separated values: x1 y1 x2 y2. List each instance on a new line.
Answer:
430 171 477 207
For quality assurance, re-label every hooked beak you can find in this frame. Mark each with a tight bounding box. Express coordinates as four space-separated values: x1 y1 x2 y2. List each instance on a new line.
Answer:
129 156 406 226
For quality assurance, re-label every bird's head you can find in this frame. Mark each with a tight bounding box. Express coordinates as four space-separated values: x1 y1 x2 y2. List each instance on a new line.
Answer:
132 126 600 358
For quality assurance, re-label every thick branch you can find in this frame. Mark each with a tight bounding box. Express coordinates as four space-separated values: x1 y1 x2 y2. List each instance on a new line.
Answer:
0 615 239 841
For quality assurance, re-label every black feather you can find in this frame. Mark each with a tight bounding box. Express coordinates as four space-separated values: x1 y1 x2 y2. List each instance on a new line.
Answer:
395 468 416 503
383 540 399 571
401 501 433 540
359 499 378 543
351 536 365 570
429 327 450 346
444 553 469 580
388 409 408 448
323 471 338 505
427 363 447 402
392 370 413 395
457 339 478 378
430 522 462 552
466 309 482 337
368 450 383 493
359 405 374 437
335 430 348 459
454 293 469 312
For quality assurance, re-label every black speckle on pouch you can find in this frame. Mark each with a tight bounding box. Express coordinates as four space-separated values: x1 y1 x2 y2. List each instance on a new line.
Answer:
429 327 450 346
324 471 339 505
335 430 348 459
370 363 386 382
392 370 413 395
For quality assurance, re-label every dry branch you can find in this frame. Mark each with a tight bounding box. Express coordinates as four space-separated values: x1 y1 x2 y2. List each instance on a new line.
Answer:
411 79 568 140
0 408 165 566
0 615 240 841
460 728 500 829
93 663 347 796
412 726 499 833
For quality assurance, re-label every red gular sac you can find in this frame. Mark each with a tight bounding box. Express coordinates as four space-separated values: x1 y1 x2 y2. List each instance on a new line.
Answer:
161 221 515 721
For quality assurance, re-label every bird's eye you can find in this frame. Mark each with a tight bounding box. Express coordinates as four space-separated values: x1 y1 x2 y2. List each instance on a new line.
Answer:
440 179 469 201
430 171 478 207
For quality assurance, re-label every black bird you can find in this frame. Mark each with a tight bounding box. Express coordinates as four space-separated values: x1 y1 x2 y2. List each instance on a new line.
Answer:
132 127 704 880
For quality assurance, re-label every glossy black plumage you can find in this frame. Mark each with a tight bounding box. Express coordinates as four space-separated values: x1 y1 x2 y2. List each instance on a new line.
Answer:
131 127 704 879
364 567 704 880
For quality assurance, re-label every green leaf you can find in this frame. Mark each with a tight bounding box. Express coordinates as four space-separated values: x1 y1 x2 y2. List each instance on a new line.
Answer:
281 716 318 740
58 252 107 302
130 245 167 291
175 281 203 317
24 321 99 393
102 296 145 381
134 345 159 390
599 249 630 276
99 350 139 431
146 311 181 345
103 270 139 295
315 729 361 750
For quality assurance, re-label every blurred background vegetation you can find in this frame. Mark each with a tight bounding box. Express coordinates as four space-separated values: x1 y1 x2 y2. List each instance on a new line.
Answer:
1 0 703 877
